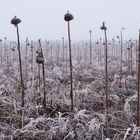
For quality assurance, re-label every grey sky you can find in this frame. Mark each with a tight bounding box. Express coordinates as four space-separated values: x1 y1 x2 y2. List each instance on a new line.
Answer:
1 0 140 41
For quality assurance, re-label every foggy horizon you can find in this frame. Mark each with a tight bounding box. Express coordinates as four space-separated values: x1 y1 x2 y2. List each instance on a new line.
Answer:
1 0 140 41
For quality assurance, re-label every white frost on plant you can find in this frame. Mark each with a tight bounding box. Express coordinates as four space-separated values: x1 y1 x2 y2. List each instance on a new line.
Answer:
74 109 89 121
63 131 75 140
124 94 137 116
94 113 106 125
114 74 120 79
124 100 130 113
123 127 131 140
87 118 100 134
127 75 133 79
110 94 120 102
57 112 69 133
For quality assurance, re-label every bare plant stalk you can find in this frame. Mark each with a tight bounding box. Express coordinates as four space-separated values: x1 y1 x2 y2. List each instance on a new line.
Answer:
104 30 108 110
31 41 34 74
38 64 41 90
99 38 102 64
120 32 123 81
127 48 131 74
101 22 108 137
130 44 133 74
89 30 92 65
101 22 108 110
62 37 65 61
68 21 73 112
66 43 68 73
120 28 125 86
9 43 12 67
137 29 140 126
30 41 34 88
64 11 74 112
16 25 25 107
42 62 47 112
85 43 88 64
6 43 9 73
0 40 3 69
136 41 138 68
39 40 47 112
112 39 115 57
4 40 6 62
25 38 28 81
97 41 100 63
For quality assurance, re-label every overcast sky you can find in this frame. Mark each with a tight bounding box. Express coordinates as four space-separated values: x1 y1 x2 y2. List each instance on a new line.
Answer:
0 0 140 41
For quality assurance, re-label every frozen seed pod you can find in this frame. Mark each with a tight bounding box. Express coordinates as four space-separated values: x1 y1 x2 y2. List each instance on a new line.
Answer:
100 22 107 30
36 53 44 64
64 11 74 21
11 16 21 26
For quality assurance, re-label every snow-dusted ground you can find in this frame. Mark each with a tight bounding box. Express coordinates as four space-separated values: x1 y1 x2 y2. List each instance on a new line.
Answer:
0 39 139 139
